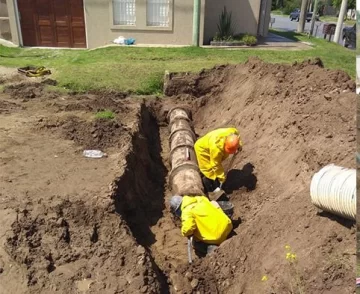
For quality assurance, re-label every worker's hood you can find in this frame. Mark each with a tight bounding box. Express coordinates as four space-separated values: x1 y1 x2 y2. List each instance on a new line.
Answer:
181 195 200 211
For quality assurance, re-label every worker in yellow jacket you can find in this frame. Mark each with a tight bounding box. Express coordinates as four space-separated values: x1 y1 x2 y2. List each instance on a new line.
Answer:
170 195 233 254
194 127 242 193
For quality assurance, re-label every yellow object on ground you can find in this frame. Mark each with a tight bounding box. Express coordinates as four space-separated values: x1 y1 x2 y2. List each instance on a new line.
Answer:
194 127 241 183
18 66 51 77
180 195 233 245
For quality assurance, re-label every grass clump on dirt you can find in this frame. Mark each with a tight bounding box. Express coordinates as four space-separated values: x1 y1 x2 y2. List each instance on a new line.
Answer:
0 32 355 94
95 110 115 120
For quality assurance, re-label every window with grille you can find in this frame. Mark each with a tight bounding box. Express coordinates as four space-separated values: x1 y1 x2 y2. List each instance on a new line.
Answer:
0 0 11 41
0 0 9 18
147 0 170 27
113 0 136 26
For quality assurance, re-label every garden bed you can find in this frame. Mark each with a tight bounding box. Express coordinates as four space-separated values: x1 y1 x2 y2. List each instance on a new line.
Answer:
210 41 256 47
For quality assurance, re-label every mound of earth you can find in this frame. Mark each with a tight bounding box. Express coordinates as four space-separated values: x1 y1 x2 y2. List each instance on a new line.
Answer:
164 57 356 293
0 57 357 294
4 80 59 100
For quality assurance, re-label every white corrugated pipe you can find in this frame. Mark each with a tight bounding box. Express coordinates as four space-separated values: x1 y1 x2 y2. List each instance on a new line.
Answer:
310 164 356 221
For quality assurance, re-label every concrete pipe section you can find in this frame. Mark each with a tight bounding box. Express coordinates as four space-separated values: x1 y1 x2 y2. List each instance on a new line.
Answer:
310 164 356 221
167 106 204 196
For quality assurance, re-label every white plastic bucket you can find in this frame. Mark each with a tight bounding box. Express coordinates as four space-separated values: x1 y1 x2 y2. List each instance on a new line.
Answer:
310 164 356 220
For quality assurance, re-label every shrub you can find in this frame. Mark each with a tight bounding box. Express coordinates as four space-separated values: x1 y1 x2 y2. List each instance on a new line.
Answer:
213 32 221 42
217 6 234 40
242 34 257 46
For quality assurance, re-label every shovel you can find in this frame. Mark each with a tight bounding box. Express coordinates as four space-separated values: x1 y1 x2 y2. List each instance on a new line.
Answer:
187 236 193 264
208 152 238 201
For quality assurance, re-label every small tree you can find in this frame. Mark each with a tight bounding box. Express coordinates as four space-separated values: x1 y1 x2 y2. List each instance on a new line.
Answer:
217 6 234 40
332 0 355 10
282 0 301 14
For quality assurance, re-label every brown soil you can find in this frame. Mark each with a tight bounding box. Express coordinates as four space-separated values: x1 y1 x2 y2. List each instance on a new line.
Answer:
0 57 356 294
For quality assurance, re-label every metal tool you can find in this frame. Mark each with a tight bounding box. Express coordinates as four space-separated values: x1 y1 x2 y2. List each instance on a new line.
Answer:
187 236 193 264
185 147 190 160
208 151 239 201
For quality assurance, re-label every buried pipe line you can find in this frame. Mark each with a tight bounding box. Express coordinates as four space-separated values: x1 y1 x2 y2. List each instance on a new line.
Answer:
167 106 204 196
310 164 356 221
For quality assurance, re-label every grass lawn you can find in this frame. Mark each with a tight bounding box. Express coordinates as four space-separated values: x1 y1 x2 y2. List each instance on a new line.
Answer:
319 16 356 26
0 30 355 94
271 9 287 16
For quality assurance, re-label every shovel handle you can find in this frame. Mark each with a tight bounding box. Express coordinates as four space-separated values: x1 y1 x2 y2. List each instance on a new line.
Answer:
226 152 239 176
187 237 193 264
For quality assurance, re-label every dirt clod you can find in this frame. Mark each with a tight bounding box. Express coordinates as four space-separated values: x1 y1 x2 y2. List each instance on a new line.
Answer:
191 278 199 288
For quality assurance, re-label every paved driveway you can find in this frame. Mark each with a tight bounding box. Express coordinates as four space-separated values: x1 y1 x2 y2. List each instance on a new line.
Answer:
270 14 353 47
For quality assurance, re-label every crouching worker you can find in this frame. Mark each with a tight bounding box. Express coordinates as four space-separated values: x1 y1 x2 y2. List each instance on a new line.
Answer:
170 195 233 255
194 127 243 193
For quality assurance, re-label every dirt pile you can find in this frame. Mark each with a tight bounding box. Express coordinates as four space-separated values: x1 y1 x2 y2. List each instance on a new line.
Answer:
4 80 59 100
164 57 356 293
5 200 163 293
0 57 357 294
37 116 131 151
1 94 170 293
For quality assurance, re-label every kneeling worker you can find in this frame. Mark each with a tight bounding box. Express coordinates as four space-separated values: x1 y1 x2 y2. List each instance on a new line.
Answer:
170 194 233 254
194 127 243 193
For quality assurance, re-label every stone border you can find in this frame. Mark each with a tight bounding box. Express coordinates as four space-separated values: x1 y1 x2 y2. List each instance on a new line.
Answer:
210 41 257 47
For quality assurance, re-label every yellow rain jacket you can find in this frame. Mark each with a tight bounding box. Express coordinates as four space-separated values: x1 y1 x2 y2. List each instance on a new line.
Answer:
194 127 241 183
180 196 233 245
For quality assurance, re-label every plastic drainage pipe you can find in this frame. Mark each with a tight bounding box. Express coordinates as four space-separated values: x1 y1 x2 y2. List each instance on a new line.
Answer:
167 106 204 196
310 164 356 221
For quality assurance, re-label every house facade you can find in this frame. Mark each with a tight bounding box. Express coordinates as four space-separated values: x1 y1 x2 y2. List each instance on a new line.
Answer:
1 0 271 49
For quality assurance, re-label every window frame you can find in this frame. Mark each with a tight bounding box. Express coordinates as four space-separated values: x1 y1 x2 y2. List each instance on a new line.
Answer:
110 0 137 28
146 0 171 27
109 0 173 31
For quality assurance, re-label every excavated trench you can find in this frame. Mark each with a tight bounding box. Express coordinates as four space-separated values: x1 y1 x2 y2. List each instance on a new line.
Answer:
2 81 209 292
111 103 219 293
113 104 167 247
110 104 171 292
2 58 356 293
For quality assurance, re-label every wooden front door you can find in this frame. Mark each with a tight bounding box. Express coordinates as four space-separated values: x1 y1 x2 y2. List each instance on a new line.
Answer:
17 0 86 48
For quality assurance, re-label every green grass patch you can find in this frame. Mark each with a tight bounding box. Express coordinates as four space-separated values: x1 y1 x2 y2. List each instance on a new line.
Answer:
95 110 115 120
0 35 355 94
269 29 355 77
271 10 286 16
319 16 356 26
135 72 164 95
